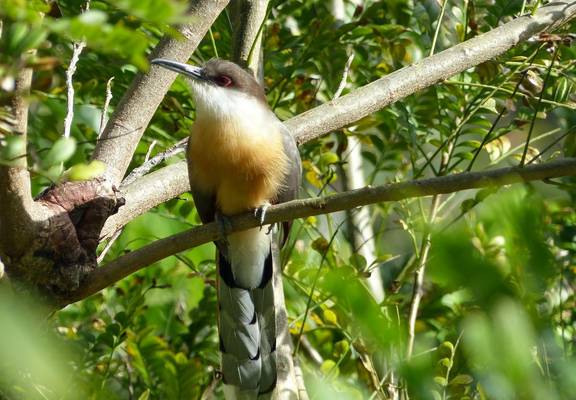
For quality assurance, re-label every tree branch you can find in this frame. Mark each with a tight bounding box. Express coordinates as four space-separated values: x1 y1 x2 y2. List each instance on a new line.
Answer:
92 0 230 185
100 161 189 239
111 0 576 224
63 0 90 138
0 67 40 257
120 138 187 187
230 0 269 80
67 157 576 304
285 0 576 144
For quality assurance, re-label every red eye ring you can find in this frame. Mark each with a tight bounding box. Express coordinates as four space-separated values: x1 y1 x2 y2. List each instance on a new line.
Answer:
214 75 233 87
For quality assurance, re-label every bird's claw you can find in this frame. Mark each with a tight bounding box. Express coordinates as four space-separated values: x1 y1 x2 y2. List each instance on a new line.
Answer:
254 202 271 231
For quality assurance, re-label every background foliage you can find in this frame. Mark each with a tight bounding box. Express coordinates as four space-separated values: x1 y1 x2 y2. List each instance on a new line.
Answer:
1 0 575 399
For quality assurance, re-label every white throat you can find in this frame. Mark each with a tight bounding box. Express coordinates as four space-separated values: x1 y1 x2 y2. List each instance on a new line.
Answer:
190 82 272 128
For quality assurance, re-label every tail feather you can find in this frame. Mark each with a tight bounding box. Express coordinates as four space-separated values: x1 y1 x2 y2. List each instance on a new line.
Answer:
254 259 277 393
218 241 277 396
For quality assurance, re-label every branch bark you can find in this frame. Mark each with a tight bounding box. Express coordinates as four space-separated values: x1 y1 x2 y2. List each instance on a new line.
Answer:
112 0 576 225
92 0 230 184
101 161 189 239
230 0 268 80
0 67 40 257
286 0 576 144
67 157 576 305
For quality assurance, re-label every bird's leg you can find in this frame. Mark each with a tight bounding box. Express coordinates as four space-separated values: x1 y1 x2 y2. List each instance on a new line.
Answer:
254 201 276 234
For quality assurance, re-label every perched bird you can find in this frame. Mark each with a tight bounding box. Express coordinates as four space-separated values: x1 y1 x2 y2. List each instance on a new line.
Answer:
151 58 301 397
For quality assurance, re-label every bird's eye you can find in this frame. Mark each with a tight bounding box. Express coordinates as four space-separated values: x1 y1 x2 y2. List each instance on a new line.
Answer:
214 75 233 87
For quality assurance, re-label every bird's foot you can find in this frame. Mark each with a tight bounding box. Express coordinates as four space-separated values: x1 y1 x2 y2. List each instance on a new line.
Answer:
254 202 271 232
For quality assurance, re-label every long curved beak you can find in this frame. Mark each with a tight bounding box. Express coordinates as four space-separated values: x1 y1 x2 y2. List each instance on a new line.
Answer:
151 58 205 81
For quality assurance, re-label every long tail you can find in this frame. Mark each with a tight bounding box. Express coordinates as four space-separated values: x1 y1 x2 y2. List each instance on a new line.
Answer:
217 228 277 397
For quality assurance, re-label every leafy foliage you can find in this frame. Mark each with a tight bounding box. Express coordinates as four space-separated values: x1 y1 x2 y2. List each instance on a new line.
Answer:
1 0 576 399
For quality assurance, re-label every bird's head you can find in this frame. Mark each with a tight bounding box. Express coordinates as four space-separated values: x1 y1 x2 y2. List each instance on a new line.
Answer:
151 58 268 120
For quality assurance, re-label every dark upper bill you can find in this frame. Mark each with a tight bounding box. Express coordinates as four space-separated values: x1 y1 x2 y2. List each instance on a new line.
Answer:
150 58 206 82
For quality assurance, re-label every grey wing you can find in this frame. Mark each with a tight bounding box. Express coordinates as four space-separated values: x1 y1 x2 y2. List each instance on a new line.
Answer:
276 122 301 205
191 187 217 225
276 123 301 245
186 150 217 224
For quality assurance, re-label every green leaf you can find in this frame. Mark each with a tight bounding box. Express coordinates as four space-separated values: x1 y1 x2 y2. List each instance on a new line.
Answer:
6 22 29 54
434 376 447 386
320 359 339 379
438 357 452 369
43 137 76 167
450 374 474 385
138 390 150 400
1 135 26 163
66 160 106 181
460 199 477 213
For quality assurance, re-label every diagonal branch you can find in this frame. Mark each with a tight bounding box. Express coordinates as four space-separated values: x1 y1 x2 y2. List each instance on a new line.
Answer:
101 161 189 239
67 157 576 305
285 0 576 144
110 0 576 226
92 0 230 185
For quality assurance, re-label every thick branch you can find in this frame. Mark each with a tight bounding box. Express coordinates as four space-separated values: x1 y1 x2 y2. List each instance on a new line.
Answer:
113 0 576 224
67 158 576 304
92 0 230 184
0 67 38 257
101 161 189 238
230 0 269 80
286 0 576 144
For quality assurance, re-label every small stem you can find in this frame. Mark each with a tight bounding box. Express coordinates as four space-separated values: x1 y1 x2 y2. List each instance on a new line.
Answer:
520 45 559 166
466 70 528 171
294 221 345 356
208 27 219 58
406 195 440 359
98 77 114 138
429 0 449 57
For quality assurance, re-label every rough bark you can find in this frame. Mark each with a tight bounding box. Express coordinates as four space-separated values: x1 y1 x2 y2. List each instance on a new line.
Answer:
1 0 230 304
230 0 268 80
0 67 39 258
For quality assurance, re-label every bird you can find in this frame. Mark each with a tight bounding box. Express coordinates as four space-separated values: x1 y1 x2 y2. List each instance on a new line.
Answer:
151 58 301 397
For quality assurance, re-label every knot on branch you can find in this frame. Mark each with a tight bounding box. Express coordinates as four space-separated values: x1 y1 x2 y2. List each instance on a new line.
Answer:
33 177 124 298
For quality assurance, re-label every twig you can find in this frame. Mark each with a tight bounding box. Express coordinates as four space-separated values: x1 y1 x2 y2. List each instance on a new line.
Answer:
98 77 114 138
520 44 560 166
65 157 576 304
63 0 90 139
406 0 449 360
96 228 123 264
144 140 157 162
300 336 323 366
337 48 385 302
121 138 187 187
294 221 345 356
406 195 440 359
334 50 355 99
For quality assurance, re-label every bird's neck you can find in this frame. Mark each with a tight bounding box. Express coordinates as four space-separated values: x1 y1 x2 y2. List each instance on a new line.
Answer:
193 85 273 133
